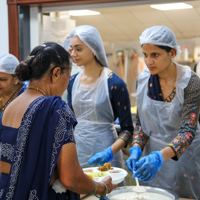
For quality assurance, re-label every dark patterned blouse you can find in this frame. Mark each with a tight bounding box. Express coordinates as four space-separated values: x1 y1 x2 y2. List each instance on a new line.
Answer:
133 71 200 160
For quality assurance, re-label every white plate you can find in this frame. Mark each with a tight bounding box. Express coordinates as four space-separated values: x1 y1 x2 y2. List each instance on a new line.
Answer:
83 167 128 184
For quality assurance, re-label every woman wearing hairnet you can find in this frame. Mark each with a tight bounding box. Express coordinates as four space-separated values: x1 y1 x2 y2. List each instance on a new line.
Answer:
0 54 28 118
67 25 133 172
126 26 200 199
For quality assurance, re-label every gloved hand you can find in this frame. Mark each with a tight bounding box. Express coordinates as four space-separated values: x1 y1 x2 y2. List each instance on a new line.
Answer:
125 146 142 172
88 146 113 166
133 151 164 183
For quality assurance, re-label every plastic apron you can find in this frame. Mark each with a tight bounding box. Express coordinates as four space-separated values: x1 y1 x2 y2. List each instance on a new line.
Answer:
136 63 200 199
72 67 123 169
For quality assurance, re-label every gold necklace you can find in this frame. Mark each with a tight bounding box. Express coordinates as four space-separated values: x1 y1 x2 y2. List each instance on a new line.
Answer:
28 87 46 96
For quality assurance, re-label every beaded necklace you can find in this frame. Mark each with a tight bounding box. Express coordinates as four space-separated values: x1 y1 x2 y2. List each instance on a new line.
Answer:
0 85 23 112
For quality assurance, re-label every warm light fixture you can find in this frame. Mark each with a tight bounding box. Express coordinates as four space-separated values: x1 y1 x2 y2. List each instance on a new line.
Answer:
150 3 193 10
69 10 100 16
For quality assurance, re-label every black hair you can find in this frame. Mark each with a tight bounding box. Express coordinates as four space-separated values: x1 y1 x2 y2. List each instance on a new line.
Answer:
156 45 172 53
15 42 71 81
141 44 173 53
94 55 103 67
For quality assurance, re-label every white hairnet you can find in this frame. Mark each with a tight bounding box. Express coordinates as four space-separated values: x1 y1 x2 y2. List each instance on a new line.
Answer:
69 25 108 67
0 53 19 74
139 26 182 57
62 37 70 51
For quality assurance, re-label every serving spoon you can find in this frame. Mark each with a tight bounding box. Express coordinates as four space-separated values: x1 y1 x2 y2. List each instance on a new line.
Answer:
132 171 147 193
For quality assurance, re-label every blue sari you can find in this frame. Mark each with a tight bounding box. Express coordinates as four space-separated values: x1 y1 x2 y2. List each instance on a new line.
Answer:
1 96 80 200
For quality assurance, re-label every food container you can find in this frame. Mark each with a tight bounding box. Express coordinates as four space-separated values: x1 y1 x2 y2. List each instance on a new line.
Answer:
106 186 179 200
83 167 128 184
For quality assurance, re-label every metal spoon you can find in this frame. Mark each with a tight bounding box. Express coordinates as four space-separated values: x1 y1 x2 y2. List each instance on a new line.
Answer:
132 171 147 193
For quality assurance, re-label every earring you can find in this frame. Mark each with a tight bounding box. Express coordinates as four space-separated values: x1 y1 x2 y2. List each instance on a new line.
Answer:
55 74 60 83
55 77 58 83
15 81 18 84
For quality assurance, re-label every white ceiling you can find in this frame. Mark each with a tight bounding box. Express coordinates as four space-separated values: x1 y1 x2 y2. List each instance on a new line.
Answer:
67 0 200 42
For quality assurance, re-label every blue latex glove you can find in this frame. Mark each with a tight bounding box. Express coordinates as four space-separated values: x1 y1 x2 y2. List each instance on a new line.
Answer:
88 146 113 166
125 146 142 172
133 151 164 183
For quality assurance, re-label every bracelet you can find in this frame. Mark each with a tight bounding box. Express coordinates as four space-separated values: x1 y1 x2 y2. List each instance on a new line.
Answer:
94 182 108 199
87 181 97 196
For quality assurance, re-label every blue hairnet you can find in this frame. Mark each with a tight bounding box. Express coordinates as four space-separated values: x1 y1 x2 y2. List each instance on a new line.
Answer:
139 26 182 57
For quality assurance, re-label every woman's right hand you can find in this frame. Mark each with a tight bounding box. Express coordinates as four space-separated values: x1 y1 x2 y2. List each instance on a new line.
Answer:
100 176 117 195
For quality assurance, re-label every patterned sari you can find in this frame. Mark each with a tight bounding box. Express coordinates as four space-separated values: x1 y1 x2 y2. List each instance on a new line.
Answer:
0 96 80 200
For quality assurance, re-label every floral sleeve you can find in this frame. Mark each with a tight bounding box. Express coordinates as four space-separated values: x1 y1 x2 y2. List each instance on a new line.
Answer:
133 112 149 150
168 72 200 160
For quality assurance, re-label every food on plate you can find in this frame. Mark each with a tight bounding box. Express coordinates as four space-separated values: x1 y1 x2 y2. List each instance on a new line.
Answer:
98 162 113 171
110 171 120 173
92 172 109 177
86 173 93 179
84 169 93 173
84 171 109 179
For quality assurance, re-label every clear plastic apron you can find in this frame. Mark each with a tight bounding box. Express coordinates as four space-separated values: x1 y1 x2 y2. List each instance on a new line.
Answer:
136 63 200 199
72 67 123 168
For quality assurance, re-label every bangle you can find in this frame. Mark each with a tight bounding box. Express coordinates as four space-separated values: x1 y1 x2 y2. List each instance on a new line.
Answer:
87 181 97 196
94 182 108 199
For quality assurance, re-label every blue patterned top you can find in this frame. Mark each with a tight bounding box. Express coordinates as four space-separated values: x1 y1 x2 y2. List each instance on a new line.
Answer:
67 72 133 144
0 96 79 200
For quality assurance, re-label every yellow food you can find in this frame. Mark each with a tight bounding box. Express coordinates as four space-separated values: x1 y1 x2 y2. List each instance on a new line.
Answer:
85 171 109 178
86 174 93 179
92 172 109 177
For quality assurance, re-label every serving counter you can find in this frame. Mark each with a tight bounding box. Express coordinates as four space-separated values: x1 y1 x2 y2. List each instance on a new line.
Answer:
81 194 194 200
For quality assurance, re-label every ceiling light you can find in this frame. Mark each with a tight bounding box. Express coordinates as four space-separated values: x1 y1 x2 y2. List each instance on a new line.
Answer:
69 10 100 16
150 3 193 10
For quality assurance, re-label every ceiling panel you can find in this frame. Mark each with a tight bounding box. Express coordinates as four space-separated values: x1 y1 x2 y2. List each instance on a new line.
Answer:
132 10 169 23
103 12 140 25
65 0 200 42
195 6 200 14
182 31 200 38
123 5 152 11
175 21 200 32
185 0 200 6
163 8 200 22
93 7 128 13
116 24 146 39
143 22 180 33
71 15 112 26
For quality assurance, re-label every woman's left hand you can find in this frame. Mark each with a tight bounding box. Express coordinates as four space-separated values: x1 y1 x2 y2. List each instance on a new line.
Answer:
133 151 164 182
88 146 113 166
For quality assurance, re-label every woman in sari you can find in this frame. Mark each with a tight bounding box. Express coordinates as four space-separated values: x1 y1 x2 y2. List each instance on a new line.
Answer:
0 54 28 118
0 42 116 200
126 26 200 199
